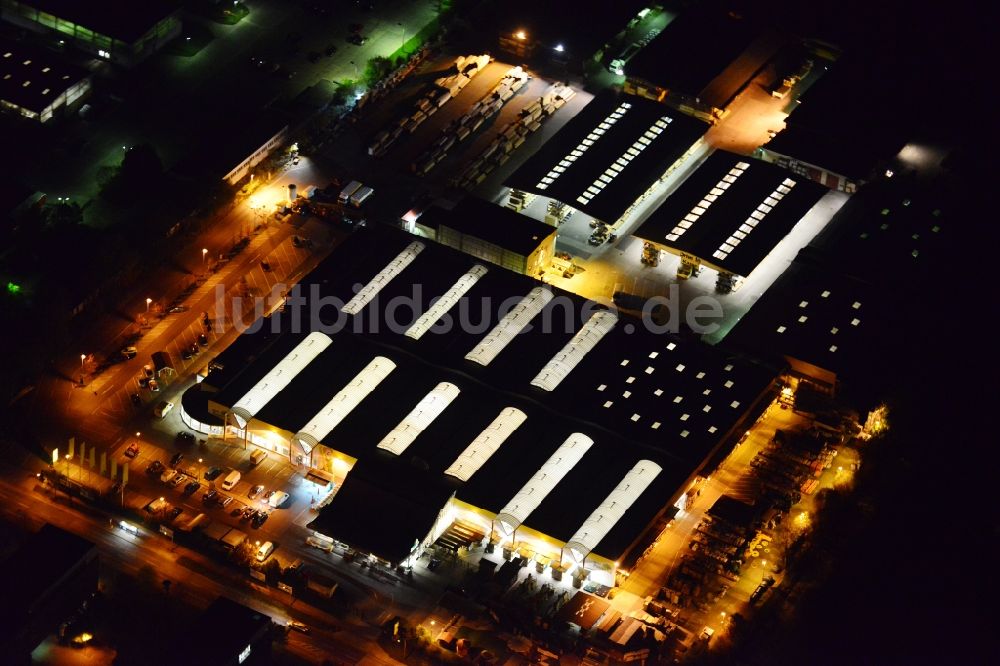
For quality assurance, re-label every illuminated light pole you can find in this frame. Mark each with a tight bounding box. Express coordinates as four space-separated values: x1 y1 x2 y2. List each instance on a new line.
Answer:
80 354 86 384
202 248 208 267
146 297 152 312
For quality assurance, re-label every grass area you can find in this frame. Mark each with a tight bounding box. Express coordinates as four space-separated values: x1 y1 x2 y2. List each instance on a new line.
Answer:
387 14 442 63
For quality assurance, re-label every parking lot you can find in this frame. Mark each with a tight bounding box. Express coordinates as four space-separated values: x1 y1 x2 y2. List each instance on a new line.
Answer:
108 428 308 548
312 52 593 225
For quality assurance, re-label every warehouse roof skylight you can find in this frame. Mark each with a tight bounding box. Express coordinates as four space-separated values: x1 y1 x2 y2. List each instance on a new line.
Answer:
229 332 332 428
377 382 460 456
465 287 553 366
293 356 396 453
565 459 662 562
530 310 618 391
666 161 750 242
342 242 424 315
405 264 488 340
444 407 527 482
495 433 594 536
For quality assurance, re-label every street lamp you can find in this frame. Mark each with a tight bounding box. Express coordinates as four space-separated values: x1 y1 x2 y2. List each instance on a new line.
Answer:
515 30 526 40
145 297 152 312
80 354 86 381
202 248 208 266
554 43 565 52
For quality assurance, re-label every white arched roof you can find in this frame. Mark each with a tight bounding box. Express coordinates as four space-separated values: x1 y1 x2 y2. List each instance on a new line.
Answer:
342 241 424 315
565 459 662 562
465 287 552 366
495 433 594 535
293 356 396 453
444 407 527 482
531 310 618 391
377 382 461 456
405 264 489 340
229 332 332 428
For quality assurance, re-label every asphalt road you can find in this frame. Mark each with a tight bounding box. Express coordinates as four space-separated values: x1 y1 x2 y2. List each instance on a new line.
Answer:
0 456 407 664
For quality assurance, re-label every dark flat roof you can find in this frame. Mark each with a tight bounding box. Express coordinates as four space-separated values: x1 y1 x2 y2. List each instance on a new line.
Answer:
723 250 886 379
14 0 179 43
421 197 556 257
505 91 708 223
0 524 95 610
626 0 774 107
633 151 826 276
0 39 89 114
764 54 908 178
707 495 757 530
200 225 774 563
188 597 271 666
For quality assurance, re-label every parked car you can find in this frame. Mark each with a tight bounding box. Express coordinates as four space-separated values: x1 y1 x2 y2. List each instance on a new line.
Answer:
255 541 275 562
198 334 209 347
168 306 188 313
170 452 185 467
184 481 201 495
160 469 178 484
267 490 290 508
168 506 183 521
181 347 194 360
248 484 265 500
125 442 140 458
218 494 234 508
146 460 164 474
137 376 150 389
131 393 142 406
204 466 222 481
176 432 195 446
121 346 138 360
143 364 154 378
170 473 187 488
202 489 218 503
148 379 160 393
153 400 173 419
251 510 269 527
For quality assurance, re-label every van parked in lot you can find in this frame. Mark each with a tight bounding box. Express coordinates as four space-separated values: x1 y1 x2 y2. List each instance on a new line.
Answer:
250 449 268 466
221 470 241 490
153 401 174 418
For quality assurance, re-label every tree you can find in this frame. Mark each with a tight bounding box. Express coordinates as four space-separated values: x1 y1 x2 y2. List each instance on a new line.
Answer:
363 55 393 86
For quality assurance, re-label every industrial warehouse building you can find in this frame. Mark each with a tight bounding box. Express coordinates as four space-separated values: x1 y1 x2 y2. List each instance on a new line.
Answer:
758 52 909 192
1 0 181 67
621 0 784 122
182 225 777 583
0 38 90 122
632 150 826 290
505 91 708 230
411 196 557 276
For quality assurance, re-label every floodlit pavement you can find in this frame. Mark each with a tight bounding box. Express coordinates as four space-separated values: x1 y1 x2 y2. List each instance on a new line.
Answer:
608 399 861 641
